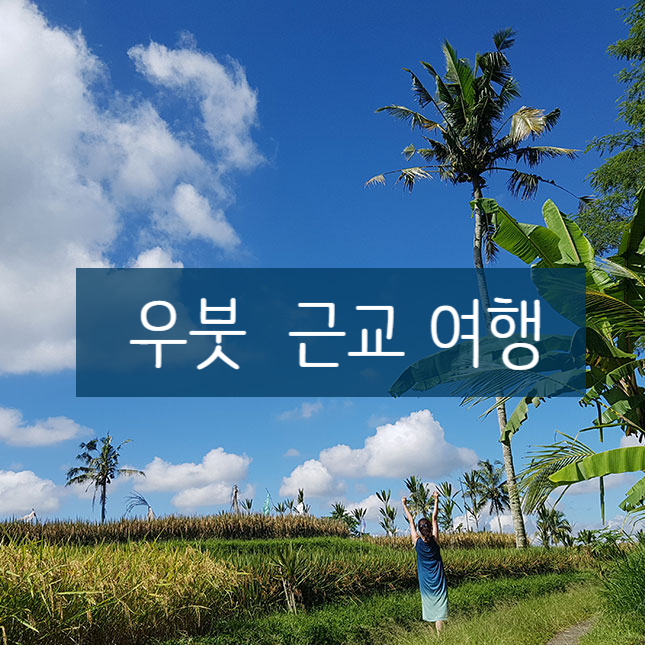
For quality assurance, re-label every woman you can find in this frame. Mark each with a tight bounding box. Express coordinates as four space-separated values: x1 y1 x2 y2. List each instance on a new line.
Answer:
402 490 448 635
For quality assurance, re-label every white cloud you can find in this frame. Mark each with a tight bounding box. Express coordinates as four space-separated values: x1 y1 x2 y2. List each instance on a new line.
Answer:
138 447 251 493
135 447 252 509
621 434 643 448
131 247 183 269
320 410 478 479
280 459 343 498
278 401 323 421
0 407 90 446
567 472 637 496
0 470 59 514
173 482 254 510
128 41 262 170
284 448 301 457
164 183 240 249
0 1 261 374
346 494 383 521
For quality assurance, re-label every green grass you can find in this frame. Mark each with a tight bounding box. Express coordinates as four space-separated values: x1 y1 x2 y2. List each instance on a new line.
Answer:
580 618 645 645
579 546 645 645
392 582 599 645
162 572 593 645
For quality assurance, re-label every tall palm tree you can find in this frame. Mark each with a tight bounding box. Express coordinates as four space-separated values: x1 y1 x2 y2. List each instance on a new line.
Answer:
369 30 577 547
66 435 143 523
478 459 510 533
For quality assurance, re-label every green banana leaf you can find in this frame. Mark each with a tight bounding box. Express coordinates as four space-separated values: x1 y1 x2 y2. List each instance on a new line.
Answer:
549 446 645 485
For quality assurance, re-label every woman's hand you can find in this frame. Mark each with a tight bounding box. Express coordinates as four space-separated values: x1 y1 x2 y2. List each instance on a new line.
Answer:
401 496 408 507
432 490 440 500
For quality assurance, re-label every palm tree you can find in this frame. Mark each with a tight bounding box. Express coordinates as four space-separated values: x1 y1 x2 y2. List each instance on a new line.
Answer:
536 504 572 548
370 30 577 548
241 498 253 514
404 475 433 518
66 435 143 523
274 501 288 516
461 469 485 531
478 459 510 533
437 481 461 532
351 507 367 535
376 489 398 536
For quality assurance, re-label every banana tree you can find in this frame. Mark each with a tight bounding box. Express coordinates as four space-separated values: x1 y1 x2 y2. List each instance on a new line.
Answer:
484 192 645 518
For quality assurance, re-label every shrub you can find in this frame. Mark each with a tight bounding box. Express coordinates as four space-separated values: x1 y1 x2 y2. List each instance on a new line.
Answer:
602 545 645 630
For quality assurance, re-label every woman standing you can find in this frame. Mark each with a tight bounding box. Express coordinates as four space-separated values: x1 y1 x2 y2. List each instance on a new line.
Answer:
402 490 448 635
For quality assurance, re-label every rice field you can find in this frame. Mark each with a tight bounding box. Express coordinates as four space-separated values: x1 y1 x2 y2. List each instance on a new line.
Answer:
0 535 595 644
0 513 349 545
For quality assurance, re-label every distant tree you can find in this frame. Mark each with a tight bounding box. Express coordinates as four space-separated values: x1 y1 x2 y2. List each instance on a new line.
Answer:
66 435 143 523
436 481 462 532
274 501 288 516
296 488 310 514
536 505 572 548
404 475 434 518
579 0 645 252
478 459 510 533
461 469 486 531
351 507 367 535
330 502 359 533
241 498 253 513
376 489 398 536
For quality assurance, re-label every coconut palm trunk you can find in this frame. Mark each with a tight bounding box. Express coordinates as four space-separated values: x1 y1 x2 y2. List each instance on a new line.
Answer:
473 185 527 548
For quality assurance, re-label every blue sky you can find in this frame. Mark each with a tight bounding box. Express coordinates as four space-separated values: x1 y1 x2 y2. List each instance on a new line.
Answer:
0 0 639 535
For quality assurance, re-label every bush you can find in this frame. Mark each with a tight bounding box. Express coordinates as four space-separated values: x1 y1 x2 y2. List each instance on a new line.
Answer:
603 545 645 630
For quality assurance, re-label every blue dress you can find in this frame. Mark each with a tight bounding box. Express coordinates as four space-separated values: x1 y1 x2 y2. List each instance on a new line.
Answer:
415 537 448 622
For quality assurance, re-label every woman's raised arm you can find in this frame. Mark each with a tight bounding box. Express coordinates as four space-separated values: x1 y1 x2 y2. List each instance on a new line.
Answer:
431 490 440 542
402 497 418 544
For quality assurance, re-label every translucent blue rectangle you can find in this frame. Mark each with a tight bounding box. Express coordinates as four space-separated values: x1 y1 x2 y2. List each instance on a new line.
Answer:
76 268 585 398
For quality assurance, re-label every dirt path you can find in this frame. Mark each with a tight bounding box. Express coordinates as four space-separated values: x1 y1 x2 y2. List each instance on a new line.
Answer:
546 618 595 645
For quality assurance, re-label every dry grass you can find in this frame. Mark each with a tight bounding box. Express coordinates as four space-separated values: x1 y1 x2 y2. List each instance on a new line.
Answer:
0 513 349 545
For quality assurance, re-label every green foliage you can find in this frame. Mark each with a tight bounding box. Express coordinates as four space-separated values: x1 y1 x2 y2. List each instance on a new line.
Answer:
436 481 461 531
171 574 591 645
375 489 398 536
66 435 143 523
535 505 572 548
581 1 645 253
404 475 433 519
602 546 645 631
371 31 576 261
329 502 360 535
460 469 486 531
477 460 510 532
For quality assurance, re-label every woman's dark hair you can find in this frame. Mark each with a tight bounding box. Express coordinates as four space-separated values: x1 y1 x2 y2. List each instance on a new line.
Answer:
417 517 434 542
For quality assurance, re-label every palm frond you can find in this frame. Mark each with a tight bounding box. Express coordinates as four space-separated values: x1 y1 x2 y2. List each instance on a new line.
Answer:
403 69 435 109
519 432 595 513
509 106 548 143
507 169 542 199
376 105 442 131
395 167 432 192
493 27 516 52
513 146 578 167
365 174 386 188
